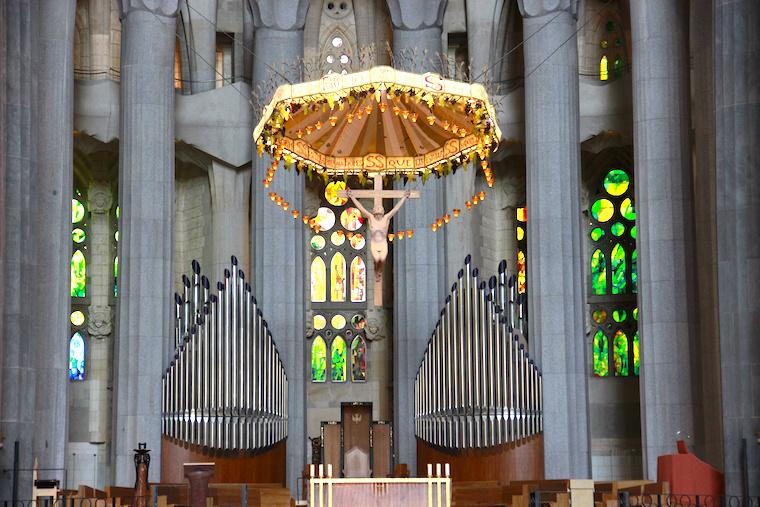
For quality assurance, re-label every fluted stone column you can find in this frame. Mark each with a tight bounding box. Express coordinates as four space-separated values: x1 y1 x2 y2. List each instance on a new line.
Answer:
386 0 448 473
209 160 250 277
0 0 38 499
715 0 760 495
113 0 178 485
86 182 115 444
630 0 696 480
248 0 309 491
32 0 76 478
179 0 218 93
518 0 590 478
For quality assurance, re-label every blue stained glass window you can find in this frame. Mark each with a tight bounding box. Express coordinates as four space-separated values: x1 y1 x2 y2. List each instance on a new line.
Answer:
69 332 85 381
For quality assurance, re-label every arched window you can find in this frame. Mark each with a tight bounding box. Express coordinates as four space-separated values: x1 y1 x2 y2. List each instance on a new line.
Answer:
69 331 86 381
516 207 527 294
588 168 638 377
321 30 354 76
309 180 368 383
71 194 88 298
599 19 626 82
70 185 89 381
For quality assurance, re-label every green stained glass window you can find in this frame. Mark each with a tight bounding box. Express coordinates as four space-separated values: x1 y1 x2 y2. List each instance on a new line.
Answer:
71 249 86 297
613 330 629 376
611 222 625 237
311 235 326 250
613 309 627 322
311 336 327 382
620 198 635 220
331 336 347 382
606 20 616 32
611 243 626 294
591 227 604 241
593 330 609 377
351 336 367 382
592 309 607 324
630 225 637 239
633 331 640 375
591 199 614 223
591 249 607 295
72 228 86 243
631 249 638 293
633 307 638 321
603 170 629 197
614 57 624 77
72 199 85 224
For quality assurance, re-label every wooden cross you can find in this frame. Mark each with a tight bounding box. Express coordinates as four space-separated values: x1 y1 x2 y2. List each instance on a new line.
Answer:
338 173 420 307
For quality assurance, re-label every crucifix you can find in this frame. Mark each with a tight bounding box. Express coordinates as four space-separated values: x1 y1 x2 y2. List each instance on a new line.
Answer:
338 173 420 306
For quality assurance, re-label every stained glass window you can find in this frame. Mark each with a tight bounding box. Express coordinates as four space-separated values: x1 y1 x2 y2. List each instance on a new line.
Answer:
330 253 347 302
71 250 87 298
587 167 638 377
308 178 368 383
312 336 327 382
351 336 367 381
350 256 366 303
516 206 527 294
71 196 88 298
599 18 626 82
69 332 85 381
311 257 327 302
331 336 347 382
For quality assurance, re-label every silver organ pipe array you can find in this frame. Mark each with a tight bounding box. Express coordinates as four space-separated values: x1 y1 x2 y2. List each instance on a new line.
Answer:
414 255 542 449
161 257 288 450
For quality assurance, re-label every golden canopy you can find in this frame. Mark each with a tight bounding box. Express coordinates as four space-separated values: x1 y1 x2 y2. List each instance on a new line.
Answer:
253 66 501 178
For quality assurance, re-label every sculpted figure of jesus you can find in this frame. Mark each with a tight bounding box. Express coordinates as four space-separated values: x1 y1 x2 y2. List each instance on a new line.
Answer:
347 188 410 280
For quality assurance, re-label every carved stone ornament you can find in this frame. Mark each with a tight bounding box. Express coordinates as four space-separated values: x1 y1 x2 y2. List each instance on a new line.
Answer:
517 0 578 18
365 308 389 342
249 0 308 31
88 305 113 337
119 0 178 17
88 182 113 213
386 0 447 30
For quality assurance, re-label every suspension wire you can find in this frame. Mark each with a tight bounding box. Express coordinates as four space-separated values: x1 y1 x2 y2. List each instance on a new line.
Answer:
183 0 293 84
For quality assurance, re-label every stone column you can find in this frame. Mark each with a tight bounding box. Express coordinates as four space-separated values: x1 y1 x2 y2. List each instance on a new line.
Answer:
629 0 696 480
353 0 391 65
86 0 113 78
113 0 178 485
249 0 309 491
386 0 448 474
518 0 590 478
32 0 76 479
715 0 760 495
0 0 38 498
86 182 115 444
179 0 218 93
209 160 250 277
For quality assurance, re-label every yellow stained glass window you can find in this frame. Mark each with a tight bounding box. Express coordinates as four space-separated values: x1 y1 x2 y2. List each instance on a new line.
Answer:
315 207 336 231
331 230 346 246
330 253 346 302
325 181 348 206
517 250 526 294
600 55 609 81
71 249 86 297
349 233 365 250
331 314 346 329
313 314 327 330
341 207 364 231
350 256 366 303
311 256 327 302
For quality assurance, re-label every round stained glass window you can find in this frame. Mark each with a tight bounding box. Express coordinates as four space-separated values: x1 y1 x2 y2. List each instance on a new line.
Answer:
70 310 85 326
611 222 625 236
340 54 349 64
591 199 614 222
311 235 326 250
351 314 366 330
331 314 347 329
590 227 604 241
331 230 346 246
604 170 629 196
72 199 85 224
633 307 638 321
592 309 607 324
326 55 335 64
630 225 637 239
620 198 635 220
517 226 525 241
314 314 327 330
613 309 627 322
341 207 364 231
349 233 365 250
72 228 86 243
315 207 336 231
332 37 343 48
325 181 348 206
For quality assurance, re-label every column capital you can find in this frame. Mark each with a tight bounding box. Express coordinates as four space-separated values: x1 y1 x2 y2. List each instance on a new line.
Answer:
248 0 308 31
88 305 113 338
386 0 447 31
518 0 577 19
118 0 178 18
87 181 113 214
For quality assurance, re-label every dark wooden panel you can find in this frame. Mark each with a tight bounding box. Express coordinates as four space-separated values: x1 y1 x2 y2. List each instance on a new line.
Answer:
160 436 286 485
371 423 391 478
342 404 371 477
416 434 544 483
322 422 342 473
